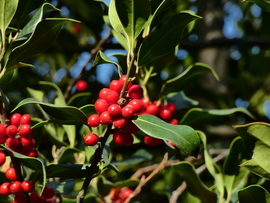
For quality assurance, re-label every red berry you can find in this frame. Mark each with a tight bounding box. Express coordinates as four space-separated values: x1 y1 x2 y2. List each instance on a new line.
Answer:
144 136 163 146
87 114 100 127
10 181 22 194
159 109 173 121
30 191 39 202
112 116 126 129
166 103 177 113
127 85 143 99
20 114 31 125
14 192 28 203
0 182 11 195
0 151 6 166
94 99 109 114
6 137 19 150
99 88 111 100
121 105 135 119
84 133 99 146
107 104 122 117
128 99 143 113
113 130 133 145
0 124 6 144
42 186 55 199
72 23 82 34
19 124 32 137
105 90 119 105
6 125 18 137
109 80 123 94
46 200 57 203
146 104 159 116
10 113 21 127
169 118 178 125
99 111 112 125
123 120 140 134
121 188 133 200
119 75 132 90
24 148 38 157
5 167 17 181
35 196 47 203
110 188 121 201
76 80 88 91
21 180 35 193
19 136 32 147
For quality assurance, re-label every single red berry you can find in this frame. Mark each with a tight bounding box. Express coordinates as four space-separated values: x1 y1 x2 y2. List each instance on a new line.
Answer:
112 116 126 129
72 23 82 34
0 182 11 195
35 196 47 203
94 99 109 114
42 186 55 199
107 104 122 117
87 114 100 127
19 124 32 137
168 141 176 147
169 118 178 125
0 124 6 144
21 180 35 193
76 80 88 91
84 133 99 146
119 75 132 90
109 80 123 94
99 111 112 125
127 85 143 99
159 109 173 121
123 120 140 134
20 114 31 125
113 130 133 145
110 188 121 201
144 136 163 146
0 151 6 166
30 191 39 202
6 137 19 150
6 125 18 137
10 181 22 194
121 188 133 200
99 88 111 100
105 90 119 105
24 148 38 158
146 104 160 116
121 105 135 119
166 103 177 113
10 113 22 127
5 167 17 181
128 99 143 113
14 192 28 203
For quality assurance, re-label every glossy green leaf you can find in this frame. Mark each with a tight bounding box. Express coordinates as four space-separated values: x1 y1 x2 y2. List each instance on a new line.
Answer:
92 50 122 73
12 98 88 125
46 179 75 195
238 185 270 203
0 0 18 31
0 70 13 87
240 159 270 180
7 19 71 68
245 0 270 12
79 104 96 117
5 62 35 74
133 114 200 156
26 86 44 102
166 91 198 110
161 63 219 94
137 11 201 66
46 164 90 178
109 0 150 51
198 131 224 200
172 161 217 203
67 92 91 107
180 107 254 126
39 81 66 105
18 3 60 39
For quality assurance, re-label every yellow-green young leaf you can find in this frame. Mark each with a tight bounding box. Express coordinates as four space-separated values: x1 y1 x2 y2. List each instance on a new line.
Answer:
0 0 18 31
133 114 200 156
238 185 270 203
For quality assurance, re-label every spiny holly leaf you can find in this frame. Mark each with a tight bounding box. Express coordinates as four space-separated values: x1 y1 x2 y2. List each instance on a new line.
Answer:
133 114 200 156
238 185 270 203
12 98 88 125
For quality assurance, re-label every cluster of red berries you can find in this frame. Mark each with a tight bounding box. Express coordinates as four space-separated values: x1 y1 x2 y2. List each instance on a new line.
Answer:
86 75 143 146
0 167 55 203
0 113 37 158
109 187 133 203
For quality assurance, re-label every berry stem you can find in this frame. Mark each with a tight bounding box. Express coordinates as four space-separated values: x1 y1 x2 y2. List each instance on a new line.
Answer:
76 124 113 203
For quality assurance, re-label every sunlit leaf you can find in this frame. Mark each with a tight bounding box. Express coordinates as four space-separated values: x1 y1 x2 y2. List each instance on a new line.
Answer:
0 0 18 31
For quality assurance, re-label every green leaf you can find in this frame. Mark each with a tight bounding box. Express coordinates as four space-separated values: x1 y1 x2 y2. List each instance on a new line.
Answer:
166 91 198 110
0 70 13 87
161 63 220 94
92 50 122 73
67 92 91 108
240 159 270 180
5 62 35 74
133 114 200 156
46 164 90 178
0 0 18 31
108 0 150 52
245 0 270 13
180 107 254 126
7 19 71 68
18 3 60 39
46 179 75 195
172 161 217 203
79 104 96 117
137 11 201 66
198 131 224 200
26 86 44 102
238 185 270 203
12 98 88 125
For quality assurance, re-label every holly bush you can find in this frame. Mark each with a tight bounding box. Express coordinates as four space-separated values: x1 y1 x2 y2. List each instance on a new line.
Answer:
1 0 270 203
